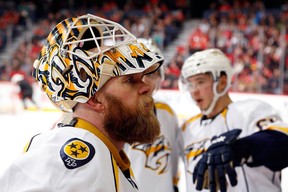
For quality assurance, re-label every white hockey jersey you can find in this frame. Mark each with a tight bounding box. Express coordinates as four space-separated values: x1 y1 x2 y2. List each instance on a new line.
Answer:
0 118 138 192
181 99 288 192
124 101 181 192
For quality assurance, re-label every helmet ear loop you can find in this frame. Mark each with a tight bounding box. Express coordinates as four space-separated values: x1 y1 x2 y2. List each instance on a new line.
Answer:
215 74 230 97
178 76 189 92
201 81 219 116
202 75 230 115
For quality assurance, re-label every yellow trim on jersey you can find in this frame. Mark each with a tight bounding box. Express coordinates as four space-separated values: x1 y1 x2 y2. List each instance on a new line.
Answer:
140 142 170 154
267 126 288 134
23 142 29 153
221 108 228 119
23 134 40 153
155 102 175 115
186 148 204 160
112 157 120 192
73 118 131 171
181 113 202 131
173 174 180 186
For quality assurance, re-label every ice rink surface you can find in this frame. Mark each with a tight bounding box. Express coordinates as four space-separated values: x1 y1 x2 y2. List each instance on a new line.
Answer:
0 110 287 191
0 110 63 175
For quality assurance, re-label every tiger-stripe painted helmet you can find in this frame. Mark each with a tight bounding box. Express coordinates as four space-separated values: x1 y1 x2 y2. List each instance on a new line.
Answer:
33 14 164 112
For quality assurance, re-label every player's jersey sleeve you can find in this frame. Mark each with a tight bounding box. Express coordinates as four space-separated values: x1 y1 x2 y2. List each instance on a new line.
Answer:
0 127 138 192
155 102 182 188
226 100 288 171
227 99 288 135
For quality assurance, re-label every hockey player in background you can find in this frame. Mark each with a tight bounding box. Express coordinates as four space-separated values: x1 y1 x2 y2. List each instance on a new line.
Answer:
0 14 164 191
179 48 288 192
124 38 182 192
10 73 37 109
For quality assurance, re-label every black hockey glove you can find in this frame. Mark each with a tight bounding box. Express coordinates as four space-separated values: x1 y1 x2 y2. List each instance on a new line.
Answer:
193 129 242 192
174 185 179 192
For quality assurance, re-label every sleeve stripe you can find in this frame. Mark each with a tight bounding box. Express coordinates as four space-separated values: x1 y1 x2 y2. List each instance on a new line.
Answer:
181 114 202 131
186 148 204 160
266 126 288 135
155 102 175 115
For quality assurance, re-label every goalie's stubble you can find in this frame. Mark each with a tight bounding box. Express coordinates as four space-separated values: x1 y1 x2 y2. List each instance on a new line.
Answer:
103 93 160 144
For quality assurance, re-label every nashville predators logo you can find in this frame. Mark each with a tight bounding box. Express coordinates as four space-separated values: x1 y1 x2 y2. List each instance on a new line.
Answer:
185 138 210 174
60 138 95 169
132 135 171 174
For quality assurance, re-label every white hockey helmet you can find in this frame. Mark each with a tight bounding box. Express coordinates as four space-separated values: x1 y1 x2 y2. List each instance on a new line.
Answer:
180 48 233 115
11 74 24 83
33 14 164 112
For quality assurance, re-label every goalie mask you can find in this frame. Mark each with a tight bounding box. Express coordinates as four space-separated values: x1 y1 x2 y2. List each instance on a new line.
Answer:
137 38 165 93
137 38 165 79
33 14 164 112
179 48 233 115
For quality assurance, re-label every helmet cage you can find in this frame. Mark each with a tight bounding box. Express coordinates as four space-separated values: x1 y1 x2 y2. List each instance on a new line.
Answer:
33 14 164 112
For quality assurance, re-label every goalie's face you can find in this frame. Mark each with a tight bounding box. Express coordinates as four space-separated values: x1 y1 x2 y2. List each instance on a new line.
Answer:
96 70 160 144
186 73 214 112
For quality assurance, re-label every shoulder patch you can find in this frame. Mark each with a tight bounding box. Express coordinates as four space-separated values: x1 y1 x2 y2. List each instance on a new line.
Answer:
60 138 95 169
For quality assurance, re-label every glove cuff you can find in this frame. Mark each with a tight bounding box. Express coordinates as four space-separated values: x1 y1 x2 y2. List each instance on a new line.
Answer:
232 139 251 166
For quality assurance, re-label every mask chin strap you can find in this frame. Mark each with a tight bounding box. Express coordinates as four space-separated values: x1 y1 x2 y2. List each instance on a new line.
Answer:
202 80 230 116
98 61 115 89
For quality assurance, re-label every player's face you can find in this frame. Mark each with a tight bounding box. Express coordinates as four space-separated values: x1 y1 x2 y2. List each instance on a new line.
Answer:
142 70 162 95
101 72 160 144
186 73 214 112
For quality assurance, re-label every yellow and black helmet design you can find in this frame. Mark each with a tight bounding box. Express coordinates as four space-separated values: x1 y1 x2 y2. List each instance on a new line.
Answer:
33 14 164 112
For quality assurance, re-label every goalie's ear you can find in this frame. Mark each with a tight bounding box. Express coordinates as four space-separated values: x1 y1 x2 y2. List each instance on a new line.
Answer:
86 93 106 113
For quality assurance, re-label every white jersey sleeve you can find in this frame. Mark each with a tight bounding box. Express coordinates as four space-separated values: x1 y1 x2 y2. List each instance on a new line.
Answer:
0 124 138 192
227 99 287 135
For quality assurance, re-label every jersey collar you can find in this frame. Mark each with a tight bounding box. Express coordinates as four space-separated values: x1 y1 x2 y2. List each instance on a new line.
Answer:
71 118 131 171
200 107 229 125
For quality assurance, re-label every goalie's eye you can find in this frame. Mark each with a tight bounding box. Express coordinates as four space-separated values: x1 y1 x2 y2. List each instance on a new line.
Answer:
125 76 136 84
123 73 143 85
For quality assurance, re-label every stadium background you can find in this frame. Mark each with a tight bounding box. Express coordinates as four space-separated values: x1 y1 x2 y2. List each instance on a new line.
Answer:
0 0 288 93
0 0 287 191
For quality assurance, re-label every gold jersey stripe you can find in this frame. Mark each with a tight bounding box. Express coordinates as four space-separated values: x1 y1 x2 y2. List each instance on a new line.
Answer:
155 102 175 115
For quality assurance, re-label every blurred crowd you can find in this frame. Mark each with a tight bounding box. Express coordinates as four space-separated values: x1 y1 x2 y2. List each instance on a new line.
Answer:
0 0 288 94
162 0 288 94
0 0 186 84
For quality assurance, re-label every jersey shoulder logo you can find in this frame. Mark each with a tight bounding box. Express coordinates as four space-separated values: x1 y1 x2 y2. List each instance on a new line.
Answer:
60 138 95 169
185 138 210 174
132 135 171 174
